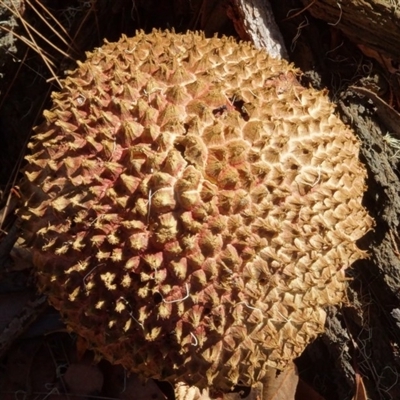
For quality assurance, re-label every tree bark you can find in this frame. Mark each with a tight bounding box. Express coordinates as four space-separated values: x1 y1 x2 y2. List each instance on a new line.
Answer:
301 0 400 69
227 0 288 58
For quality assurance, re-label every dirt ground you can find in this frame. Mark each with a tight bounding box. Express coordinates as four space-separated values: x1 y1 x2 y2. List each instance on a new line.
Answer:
1 1 400 399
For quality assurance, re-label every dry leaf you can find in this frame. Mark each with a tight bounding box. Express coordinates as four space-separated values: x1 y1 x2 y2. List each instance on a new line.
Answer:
262 363 299 400
352 372 368 400
295 379 326 400
357 44 399 74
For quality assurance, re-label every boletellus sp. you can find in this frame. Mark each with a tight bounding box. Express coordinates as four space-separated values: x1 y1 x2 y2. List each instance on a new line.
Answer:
18 30 373 392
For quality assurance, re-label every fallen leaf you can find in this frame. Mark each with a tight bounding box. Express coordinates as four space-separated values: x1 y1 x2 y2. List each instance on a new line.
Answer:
357 44 399 74
295 379 326 400
262 363 299 400
352 372 368 400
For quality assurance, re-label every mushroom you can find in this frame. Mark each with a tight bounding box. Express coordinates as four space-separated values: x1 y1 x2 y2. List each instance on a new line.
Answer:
19 30 373 391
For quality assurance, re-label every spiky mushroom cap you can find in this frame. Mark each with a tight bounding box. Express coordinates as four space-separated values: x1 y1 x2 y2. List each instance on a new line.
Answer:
19 30 373 391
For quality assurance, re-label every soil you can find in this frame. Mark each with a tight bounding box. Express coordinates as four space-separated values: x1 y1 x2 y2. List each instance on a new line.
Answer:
1 1 400 399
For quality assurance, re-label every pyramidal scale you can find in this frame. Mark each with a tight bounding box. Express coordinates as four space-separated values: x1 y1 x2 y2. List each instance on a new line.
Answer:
18 30 373 391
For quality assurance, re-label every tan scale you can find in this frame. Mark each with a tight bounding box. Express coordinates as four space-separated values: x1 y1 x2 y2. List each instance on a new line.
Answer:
19 30 373 391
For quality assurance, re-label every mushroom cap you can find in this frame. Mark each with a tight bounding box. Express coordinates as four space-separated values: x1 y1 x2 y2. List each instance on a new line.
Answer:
19 30 373 391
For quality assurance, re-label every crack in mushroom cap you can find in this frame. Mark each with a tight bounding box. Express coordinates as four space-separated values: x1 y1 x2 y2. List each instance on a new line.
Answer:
19 30 373 391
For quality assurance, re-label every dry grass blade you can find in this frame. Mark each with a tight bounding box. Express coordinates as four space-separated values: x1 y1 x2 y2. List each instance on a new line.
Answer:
25 0 81 57
0 0 82 223
0 23 55 66
1 0 75 60
0 0 62 86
